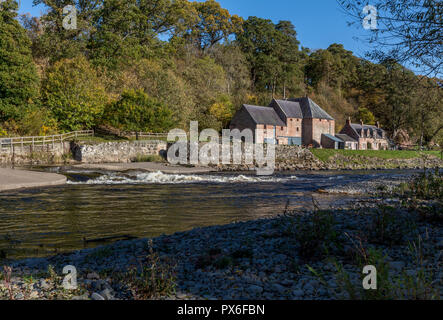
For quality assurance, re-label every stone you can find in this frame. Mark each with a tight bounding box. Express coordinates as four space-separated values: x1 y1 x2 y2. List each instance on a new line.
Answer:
40 279 51 290
292 289 304 297
100 288 114 300
91 292 105 300
87 272 100 280
247 285 263 295
14 292 24 300
271 283 287 294
389 261 405 271
71 293 89 300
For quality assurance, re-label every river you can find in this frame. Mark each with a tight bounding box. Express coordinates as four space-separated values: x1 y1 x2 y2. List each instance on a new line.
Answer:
0 168 416 260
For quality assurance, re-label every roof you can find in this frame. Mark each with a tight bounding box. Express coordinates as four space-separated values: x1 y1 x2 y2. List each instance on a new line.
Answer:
335 134 357 142
243 105 286 127
290 97 334 120
322 133 343 143
273 100 303 118
350 124 385 139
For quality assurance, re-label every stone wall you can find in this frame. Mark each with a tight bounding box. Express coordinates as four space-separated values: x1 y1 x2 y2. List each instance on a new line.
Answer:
0 142 70 165
73 140 167 163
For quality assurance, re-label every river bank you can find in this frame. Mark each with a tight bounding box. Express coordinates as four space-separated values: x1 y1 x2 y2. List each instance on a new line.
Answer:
2 140 442 172
0 168 67 192
2 172 442 300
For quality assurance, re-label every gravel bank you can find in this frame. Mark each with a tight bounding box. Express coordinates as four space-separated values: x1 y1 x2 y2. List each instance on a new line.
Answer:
2 195 442 300
0 168 67 192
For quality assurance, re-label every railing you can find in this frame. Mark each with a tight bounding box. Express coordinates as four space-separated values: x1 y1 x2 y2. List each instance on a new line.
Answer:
0 130 94 149
124 132 187 139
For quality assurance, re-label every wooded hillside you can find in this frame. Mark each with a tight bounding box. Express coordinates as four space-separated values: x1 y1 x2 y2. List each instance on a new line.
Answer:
0 0 441 147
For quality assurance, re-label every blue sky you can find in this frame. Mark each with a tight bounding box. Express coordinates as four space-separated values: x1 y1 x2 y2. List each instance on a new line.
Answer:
18 0 373 58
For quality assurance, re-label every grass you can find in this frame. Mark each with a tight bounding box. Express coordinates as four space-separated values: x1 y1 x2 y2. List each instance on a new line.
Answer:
131 154 165 163
394 169 443 201
123 240 176 300
311 149 441 162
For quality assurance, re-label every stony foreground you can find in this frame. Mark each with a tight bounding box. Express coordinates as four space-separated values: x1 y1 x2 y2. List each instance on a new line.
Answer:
1 194 442 300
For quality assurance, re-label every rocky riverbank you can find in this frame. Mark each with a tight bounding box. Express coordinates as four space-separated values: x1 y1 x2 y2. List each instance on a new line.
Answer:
216 146 443 171
2 175 442 300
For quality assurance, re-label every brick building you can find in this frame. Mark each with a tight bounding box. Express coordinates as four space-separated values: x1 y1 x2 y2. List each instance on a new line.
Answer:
339 118 389 150
229 97 335 146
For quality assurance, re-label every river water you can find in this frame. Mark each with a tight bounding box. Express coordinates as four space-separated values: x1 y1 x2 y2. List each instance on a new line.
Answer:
0 168 416 260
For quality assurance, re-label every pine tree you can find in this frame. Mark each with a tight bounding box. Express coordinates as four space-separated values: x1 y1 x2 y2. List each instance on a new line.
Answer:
0 0 39 123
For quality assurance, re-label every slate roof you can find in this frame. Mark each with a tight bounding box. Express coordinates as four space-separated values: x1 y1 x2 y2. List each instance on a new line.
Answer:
290 97 334 120
335 134 357 142
273 100 303 118
350 124 385 139
322 134 342 143
243 105 286 127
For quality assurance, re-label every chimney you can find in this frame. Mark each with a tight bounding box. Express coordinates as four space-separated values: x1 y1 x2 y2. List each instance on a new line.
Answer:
376 121 380 129
346 117 351 126
360 119 364 126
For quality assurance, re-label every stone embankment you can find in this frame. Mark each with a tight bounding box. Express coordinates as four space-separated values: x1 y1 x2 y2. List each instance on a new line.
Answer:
0 142 71 165
216 146 442 171
72 141 167 163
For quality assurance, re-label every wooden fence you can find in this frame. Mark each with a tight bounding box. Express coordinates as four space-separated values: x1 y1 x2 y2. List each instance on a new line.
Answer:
0 130 94 150
124 132 187 139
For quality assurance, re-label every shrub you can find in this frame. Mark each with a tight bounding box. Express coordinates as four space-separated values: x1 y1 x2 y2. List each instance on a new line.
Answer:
104 89 174 138
131 154 165 163
124 240 176 299
293 205 340 260
368 205 415 246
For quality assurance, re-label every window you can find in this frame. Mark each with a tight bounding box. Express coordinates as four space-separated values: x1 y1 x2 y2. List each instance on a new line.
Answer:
296 127 299 132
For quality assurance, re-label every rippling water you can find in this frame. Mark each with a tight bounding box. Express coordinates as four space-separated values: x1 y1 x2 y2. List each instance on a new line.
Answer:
0 168 416 260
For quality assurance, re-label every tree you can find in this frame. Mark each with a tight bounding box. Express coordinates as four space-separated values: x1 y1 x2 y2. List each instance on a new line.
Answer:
337 0 443 76
208 94 235 129
42 56 108 131
237 17 302 98
0 0 40 123
104 89 174 138
187 0 243 51
357 107 376 125
30 0 101 62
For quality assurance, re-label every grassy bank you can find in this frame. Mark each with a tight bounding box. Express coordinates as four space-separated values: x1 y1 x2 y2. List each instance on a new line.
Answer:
311 149 441 162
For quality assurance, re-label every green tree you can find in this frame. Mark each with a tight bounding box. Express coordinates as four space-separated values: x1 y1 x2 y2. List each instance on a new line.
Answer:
0 0 40 123
187 0 243 51
237 17 302 99
104 89 174 138
357 107 376 125
42 56 108 131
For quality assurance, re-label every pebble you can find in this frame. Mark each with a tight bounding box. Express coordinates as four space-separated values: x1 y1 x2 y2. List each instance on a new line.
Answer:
247 285 263 295
91 292 105 300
